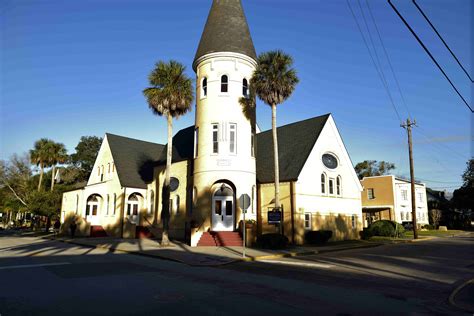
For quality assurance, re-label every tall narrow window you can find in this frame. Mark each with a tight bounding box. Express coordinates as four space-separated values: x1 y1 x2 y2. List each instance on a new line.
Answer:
229 123 236 154
242 78 248 96
351 215 356 229
251 132 255 157
106 194 110 215
212 124 219 154
367 188 375 200
112 163 115 172
202 77 207 97
113 193 117 215
194 127 199 158
108 163 111 174
336 176 341 196
221 75 228 93
75 194 79 214
149 191 154 215
304 213 311 230
321 173 326 194
329 178 335 195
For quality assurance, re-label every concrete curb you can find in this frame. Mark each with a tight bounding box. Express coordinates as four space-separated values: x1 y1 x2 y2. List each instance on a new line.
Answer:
240 250 318 262
448 278 474 313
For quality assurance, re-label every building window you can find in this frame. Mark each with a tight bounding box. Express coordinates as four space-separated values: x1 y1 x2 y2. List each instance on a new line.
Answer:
100 165 104 182
127 193 139 216
212 124 219 154
336 176 341 196
149 191 154 215
351 215 356 229
304 213 311 230
108 163 111 174
172 195 180 215
321 173 326 194
221 75 228 93
329 178 335 195
251 132 255 157
194 127 199 158
113 193 117 216
112 163 115 172
401 189 408 201
417 192 423 203
242 78 248 96
252 185 256 214
106 194 109 215
202 77 207 97
367 188 375 200
97 167 100 176
75 194 79 214
229 123 236 154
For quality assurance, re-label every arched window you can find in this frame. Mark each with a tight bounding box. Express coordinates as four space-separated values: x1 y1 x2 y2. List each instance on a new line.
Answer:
202 77 207 97
127 193 139 216
321 173 326 194
221 75 228 93
107 163 111 174
242 78 248 96
113 193 117 215
149 191 154 215
336 176 342 196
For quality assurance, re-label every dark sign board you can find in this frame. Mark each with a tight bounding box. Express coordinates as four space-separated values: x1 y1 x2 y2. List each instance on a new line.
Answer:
268 208 282 224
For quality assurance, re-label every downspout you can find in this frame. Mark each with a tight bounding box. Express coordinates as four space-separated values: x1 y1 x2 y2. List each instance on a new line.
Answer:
290 181 296 244
120 187 126 238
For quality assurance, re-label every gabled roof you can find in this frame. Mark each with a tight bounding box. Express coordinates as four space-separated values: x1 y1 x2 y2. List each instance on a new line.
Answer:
256 114 331 183
106 133 164 189
156 126 195 164
193 0 257 70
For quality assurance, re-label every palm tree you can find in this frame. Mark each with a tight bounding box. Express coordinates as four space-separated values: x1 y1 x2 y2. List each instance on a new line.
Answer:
30 138 54 191
143 60 193 246
250 50 299 211
48 142 68 191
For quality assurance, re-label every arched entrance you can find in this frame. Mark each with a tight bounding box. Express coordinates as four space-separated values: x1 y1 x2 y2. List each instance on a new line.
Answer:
211 183 235 231
86 194 101 225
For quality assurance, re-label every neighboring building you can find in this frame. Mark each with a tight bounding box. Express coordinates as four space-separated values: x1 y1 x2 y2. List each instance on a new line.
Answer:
360 175 429 227
61 0 363 245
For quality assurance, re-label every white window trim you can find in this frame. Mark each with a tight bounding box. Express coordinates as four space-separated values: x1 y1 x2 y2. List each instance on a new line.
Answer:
367 188 375 200
211 123 219 155
328 178 335 196
304 213 312 230
229 123 237 155
200 77 207 99
220 74 229 94
321 173 327 195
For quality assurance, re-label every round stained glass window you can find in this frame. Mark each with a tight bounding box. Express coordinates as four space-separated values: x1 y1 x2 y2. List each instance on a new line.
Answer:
322 153 338 169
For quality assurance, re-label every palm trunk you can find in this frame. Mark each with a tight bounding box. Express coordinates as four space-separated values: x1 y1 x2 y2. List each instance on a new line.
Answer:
161 113 173 246
271 104 280 211
51 165 56 191
37 162 44 191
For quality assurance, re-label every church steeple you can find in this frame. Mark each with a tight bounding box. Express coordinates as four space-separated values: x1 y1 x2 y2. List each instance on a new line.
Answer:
193 0 257 71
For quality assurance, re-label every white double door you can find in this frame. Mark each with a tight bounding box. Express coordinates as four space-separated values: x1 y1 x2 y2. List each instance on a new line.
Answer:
86 201 100 225
211 196 234 231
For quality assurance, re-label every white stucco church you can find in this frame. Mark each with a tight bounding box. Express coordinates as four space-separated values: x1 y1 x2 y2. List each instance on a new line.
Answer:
61 0 363 246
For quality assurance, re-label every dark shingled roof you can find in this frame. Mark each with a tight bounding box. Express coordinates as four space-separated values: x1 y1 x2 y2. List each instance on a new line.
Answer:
156 126 195 164
256 114 331 183
193 0 257 70
106 133 164 189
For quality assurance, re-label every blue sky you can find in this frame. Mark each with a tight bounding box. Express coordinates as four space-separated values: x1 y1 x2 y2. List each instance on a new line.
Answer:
1 0 472 192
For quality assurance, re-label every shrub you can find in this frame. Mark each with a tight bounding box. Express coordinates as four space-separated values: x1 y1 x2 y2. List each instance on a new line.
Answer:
256 233 289 249
422 224 434 230
305 230 333 244
367 220 404 237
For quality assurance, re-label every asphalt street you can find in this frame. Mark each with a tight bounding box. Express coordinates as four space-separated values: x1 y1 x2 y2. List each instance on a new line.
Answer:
0 233 472 315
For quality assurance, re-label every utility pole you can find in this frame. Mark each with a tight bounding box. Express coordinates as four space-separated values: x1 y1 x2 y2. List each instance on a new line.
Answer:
401 118 418 239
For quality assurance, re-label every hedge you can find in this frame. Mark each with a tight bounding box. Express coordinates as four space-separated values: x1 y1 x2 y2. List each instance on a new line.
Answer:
305 230 333 244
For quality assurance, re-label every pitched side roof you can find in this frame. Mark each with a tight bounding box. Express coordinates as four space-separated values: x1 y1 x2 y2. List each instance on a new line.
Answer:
106 133 164 189
193 0 257 70
256 114 330 183
156 126 195 164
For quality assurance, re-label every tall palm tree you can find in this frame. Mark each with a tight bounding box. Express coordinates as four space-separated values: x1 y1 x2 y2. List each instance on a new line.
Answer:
143 60 193 246
250 50 299 211
48 142 68 191
30 138 54 191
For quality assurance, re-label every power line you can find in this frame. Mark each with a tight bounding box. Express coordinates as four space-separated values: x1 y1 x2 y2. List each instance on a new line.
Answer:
366 0 412 119
388 0 473 113
346 0 403 122
413 0 474 83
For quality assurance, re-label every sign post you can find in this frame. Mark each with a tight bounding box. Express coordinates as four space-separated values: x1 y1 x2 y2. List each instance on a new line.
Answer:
238 193 251 258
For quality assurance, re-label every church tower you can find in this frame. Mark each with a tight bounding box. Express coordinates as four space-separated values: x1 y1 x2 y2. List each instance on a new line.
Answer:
192 0 257 234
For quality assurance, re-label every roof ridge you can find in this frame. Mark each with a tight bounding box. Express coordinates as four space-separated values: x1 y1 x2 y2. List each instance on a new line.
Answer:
106 133 164 146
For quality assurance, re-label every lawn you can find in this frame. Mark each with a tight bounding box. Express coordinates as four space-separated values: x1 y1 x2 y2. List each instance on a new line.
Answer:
404 230 464 237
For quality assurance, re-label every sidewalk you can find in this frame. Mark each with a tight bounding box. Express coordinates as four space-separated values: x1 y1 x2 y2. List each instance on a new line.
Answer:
48 236 385 266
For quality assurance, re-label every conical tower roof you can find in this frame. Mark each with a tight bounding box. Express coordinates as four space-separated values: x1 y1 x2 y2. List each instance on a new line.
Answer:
193 0 257 71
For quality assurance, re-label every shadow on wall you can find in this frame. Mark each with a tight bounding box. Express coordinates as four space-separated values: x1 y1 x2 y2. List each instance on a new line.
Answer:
312 212 359 241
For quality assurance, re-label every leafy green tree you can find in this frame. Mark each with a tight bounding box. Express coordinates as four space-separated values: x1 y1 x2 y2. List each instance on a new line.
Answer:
250 50 299 210
27 190 62 231
70 136 102 181
461 158 474 187
143 60 193 245
451 159 474 223
354 160 396 179
47 142 68 191
30 138 54 191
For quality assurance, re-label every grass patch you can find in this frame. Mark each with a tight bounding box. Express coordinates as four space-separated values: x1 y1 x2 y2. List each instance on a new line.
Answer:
405 230 464 237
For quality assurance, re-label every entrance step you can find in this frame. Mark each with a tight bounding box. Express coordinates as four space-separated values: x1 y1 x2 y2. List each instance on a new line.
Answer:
90 225 108 238
197 231 243 247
